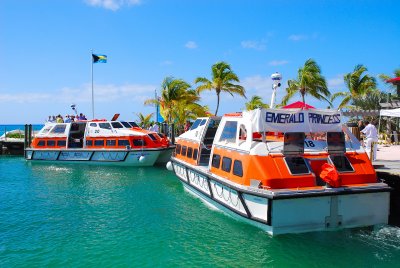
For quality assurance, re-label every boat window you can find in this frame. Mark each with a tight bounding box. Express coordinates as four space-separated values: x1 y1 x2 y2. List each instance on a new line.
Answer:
187 147 193 158
86 140 93 146
221 157 232 172
283 132 305 155
38 140 45 147
181 146 187 156
95 140 105 146
111 122 124 129
90 123 97 127
106 140 116 146
327 132 346 154
212 154 221 168
99 123 112 130
285 157 310 175
118 140 130 146
331 155 354 172
50 124 67 134
233 160 243 177
133 139 146 146
239 124 247 140
175 144 181 155
158 133 165 138
47 140 55 146
193 149 198 160
190 119 202 130
200 119 207 126
129 122 139 128
219 121 237 143
57 140 66 147
120 121 132 128
148 134 157 141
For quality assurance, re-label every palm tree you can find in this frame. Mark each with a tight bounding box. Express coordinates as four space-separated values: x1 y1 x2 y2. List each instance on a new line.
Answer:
331 64 376 109
281 59 330 106
136 113 153 129
245 95 269 110
174 91 209 133
145 77 191 124
195 61 246 116
352 89 387 111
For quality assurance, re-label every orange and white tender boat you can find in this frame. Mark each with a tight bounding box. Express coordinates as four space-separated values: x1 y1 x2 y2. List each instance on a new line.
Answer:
25 119 174 166
168 108 391 235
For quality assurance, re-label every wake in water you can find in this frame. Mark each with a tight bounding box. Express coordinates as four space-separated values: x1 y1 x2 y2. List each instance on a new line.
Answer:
355 225 400 261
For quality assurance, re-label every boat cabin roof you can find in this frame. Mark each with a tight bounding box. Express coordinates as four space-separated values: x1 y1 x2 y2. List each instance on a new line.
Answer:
37 120 144 137
176 108 363 156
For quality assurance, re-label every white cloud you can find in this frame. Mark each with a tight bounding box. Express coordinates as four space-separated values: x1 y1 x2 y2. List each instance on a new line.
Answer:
269 60 289 66
241 40 266 50
185 41 198 49
288 34 308 41
327 74 344 88
160 60 173 66
240 75 288 106
0 93 52 103
241 75 273 97
327 75 345 92
0 83 157 104
84 0 141 11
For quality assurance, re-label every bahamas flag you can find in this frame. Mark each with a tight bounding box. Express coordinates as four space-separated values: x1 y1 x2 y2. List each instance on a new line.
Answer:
92 54 107 63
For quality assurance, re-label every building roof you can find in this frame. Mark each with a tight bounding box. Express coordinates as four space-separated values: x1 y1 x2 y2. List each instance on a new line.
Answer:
380 101 400 108
282 101 315 109
387 77 400 84
342 110 380 117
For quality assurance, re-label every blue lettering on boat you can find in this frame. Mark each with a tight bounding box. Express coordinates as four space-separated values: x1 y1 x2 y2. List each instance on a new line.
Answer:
308 113 340 124
266 112 304 123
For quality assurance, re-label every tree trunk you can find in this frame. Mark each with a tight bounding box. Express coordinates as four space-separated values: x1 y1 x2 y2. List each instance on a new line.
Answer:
300 88 306 106
215 92 220 116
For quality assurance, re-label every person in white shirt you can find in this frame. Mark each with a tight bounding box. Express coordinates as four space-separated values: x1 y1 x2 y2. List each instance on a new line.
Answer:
361 120 378 161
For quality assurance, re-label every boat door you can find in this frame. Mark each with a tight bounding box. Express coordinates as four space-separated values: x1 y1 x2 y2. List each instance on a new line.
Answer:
68 122 87 148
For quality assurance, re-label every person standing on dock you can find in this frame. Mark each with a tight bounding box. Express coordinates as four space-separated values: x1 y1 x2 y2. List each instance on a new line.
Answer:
361 120 378 161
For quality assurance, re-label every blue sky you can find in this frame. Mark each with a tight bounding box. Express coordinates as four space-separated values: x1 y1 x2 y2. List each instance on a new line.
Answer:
0 0 399 124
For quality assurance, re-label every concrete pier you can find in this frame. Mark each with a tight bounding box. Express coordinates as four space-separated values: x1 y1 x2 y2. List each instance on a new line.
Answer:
373 145 400 226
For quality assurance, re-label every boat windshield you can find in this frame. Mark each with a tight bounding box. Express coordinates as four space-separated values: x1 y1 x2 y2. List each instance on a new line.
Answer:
40 125 52 135
50 124 67 134
120 121 132 128
111 122 124 128
99 123 112 130
190 119 202 130
128 121 139 128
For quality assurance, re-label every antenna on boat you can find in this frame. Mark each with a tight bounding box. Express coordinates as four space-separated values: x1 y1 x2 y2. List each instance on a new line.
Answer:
270 72 282 108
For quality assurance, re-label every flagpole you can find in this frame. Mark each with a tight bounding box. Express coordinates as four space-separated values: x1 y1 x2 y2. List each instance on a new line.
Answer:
91 50 95 119
155 89 158 123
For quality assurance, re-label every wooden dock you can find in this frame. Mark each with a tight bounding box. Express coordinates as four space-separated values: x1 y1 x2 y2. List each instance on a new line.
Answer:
0 139 25 155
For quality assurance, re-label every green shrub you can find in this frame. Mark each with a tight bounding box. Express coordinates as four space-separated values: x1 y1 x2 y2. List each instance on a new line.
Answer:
5 133 24 138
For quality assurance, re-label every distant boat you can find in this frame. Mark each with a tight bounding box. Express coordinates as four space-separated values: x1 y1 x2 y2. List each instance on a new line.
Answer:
25 119 174 166
167 107 390 235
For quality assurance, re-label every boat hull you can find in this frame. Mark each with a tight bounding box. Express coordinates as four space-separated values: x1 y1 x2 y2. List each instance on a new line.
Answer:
25 147 174 166
171 158 390 235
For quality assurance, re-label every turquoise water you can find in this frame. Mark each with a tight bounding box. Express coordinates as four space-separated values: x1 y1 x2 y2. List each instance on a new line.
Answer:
1 156 400 267
0 125 43 136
